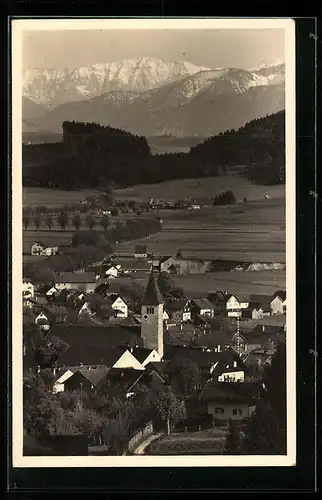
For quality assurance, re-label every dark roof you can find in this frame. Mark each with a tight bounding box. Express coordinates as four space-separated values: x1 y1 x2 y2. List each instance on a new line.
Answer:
128 347 154 363
32 241 46 247
190 298 215 310
94 283 111 296
227 293 249 303
75 366 110 386
164 345 242 371
192 329 233 348
57 345 127 368
164 299 188 312
249 294 272 305
159 255 173 264
49 325 142 360
199 381 261 404
116 259 150 271
142 269 163 305
53 272 96 284
135 244 147 253
251 325 285 336
272 290 286 301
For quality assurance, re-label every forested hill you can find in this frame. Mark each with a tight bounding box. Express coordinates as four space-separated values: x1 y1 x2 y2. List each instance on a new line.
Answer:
23 111 285 189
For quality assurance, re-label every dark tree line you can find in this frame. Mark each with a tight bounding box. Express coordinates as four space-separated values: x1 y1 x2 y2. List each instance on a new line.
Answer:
23 112 285 190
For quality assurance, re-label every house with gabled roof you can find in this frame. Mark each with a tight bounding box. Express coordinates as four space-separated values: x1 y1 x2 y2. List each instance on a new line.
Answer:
127 347 162 367
159 256 178 273
22 280 35 299
199 381 260 423
53 272 97 293
56 344 145 374
225 294 250 317
189 298 215 318
164 299 192 323
31 241 59 256
270 290 286 315
241 303 264 320
134 244 148 259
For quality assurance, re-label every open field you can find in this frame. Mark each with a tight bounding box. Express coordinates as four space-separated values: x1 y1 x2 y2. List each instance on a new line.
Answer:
116 198 286 263
115 176 285 203
23 187 98 208
113 269 285 297
146 429 227 455
23 178 286 270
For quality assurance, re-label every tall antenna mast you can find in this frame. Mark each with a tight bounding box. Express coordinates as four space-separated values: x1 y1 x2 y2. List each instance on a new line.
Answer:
235 315 241 356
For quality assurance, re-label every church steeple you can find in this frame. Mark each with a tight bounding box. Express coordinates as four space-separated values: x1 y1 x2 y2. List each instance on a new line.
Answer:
141 269 164 359
142 268 163 306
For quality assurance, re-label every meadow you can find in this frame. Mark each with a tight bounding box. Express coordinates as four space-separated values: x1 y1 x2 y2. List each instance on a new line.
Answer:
115 198 286 264
23 187 98 208
22 177 286 293
146 429 226 455
115 176 285 203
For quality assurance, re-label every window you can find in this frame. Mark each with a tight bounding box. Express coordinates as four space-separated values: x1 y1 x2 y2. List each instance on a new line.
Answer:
147 307 155 314
232 408 243 416
215 407 224 415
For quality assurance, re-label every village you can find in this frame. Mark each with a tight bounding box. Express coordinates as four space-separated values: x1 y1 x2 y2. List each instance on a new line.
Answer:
23 236 286 456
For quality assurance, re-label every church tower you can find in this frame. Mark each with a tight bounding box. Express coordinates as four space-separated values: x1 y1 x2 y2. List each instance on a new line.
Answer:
141 269 164 359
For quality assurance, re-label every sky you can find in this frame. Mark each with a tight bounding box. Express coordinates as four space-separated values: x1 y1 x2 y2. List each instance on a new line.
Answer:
23 29 285 71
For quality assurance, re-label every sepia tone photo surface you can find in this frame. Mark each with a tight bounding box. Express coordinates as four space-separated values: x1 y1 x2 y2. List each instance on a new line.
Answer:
12 18 296 467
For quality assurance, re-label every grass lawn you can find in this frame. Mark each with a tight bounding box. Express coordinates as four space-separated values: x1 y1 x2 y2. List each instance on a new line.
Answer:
115 176 285 203
23 187 98 208
115 198 286 263
147 429 227 455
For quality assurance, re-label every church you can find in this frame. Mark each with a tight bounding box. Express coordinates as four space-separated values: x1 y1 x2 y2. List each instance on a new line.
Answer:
140 268 164 359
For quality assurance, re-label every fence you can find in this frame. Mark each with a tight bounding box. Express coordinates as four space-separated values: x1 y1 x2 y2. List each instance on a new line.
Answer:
127 421 153 454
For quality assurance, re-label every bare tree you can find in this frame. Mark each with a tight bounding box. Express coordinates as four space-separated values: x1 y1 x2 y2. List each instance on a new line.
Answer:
72 213 82 231
100 216 110 232
33 213 42 231
45 213 53 230
85 213 95 231
57 211 69 231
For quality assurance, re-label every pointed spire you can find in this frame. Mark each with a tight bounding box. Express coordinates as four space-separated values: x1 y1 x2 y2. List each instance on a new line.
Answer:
142 268 163 305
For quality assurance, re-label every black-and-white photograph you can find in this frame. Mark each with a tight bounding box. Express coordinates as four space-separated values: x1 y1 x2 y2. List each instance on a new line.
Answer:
12 18 296 466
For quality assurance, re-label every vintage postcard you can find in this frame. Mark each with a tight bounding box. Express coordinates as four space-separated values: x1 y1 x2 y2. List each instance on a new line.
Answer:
11 18 296 467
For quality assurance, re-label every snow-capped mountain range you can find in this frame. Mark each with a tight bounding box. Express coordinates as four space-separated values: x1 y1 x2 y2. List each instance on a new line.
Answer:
23 57 285 138
23 57 210 109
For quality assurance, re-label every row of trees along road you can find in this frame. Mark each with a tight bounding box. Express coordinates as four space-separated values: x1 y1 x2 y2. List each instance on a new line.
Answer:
23 210 111 232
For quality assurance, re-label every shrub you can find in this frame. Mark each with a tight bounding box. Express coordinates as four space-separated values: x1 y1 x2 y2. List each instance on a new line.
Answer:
213 190 236 206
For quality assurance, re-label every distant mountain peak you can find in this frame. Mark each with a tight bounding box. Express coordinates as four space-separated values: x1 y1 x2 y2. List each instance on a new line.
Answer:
23 57 210 109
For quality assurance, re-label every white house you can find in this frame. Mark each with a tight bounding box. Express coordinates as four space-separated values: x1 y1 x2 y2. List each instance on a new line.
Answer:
226 294 249 317
108 295 128 318
104 265 119 278
78 301 96 318
211 359 245 383
190 298 215 318
22 280 35 298
31 242 59 256
45 286 60 300
159 256 178 273
52 369 74 393
241 306 264 320
270 291 286 315
53 272 97 293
